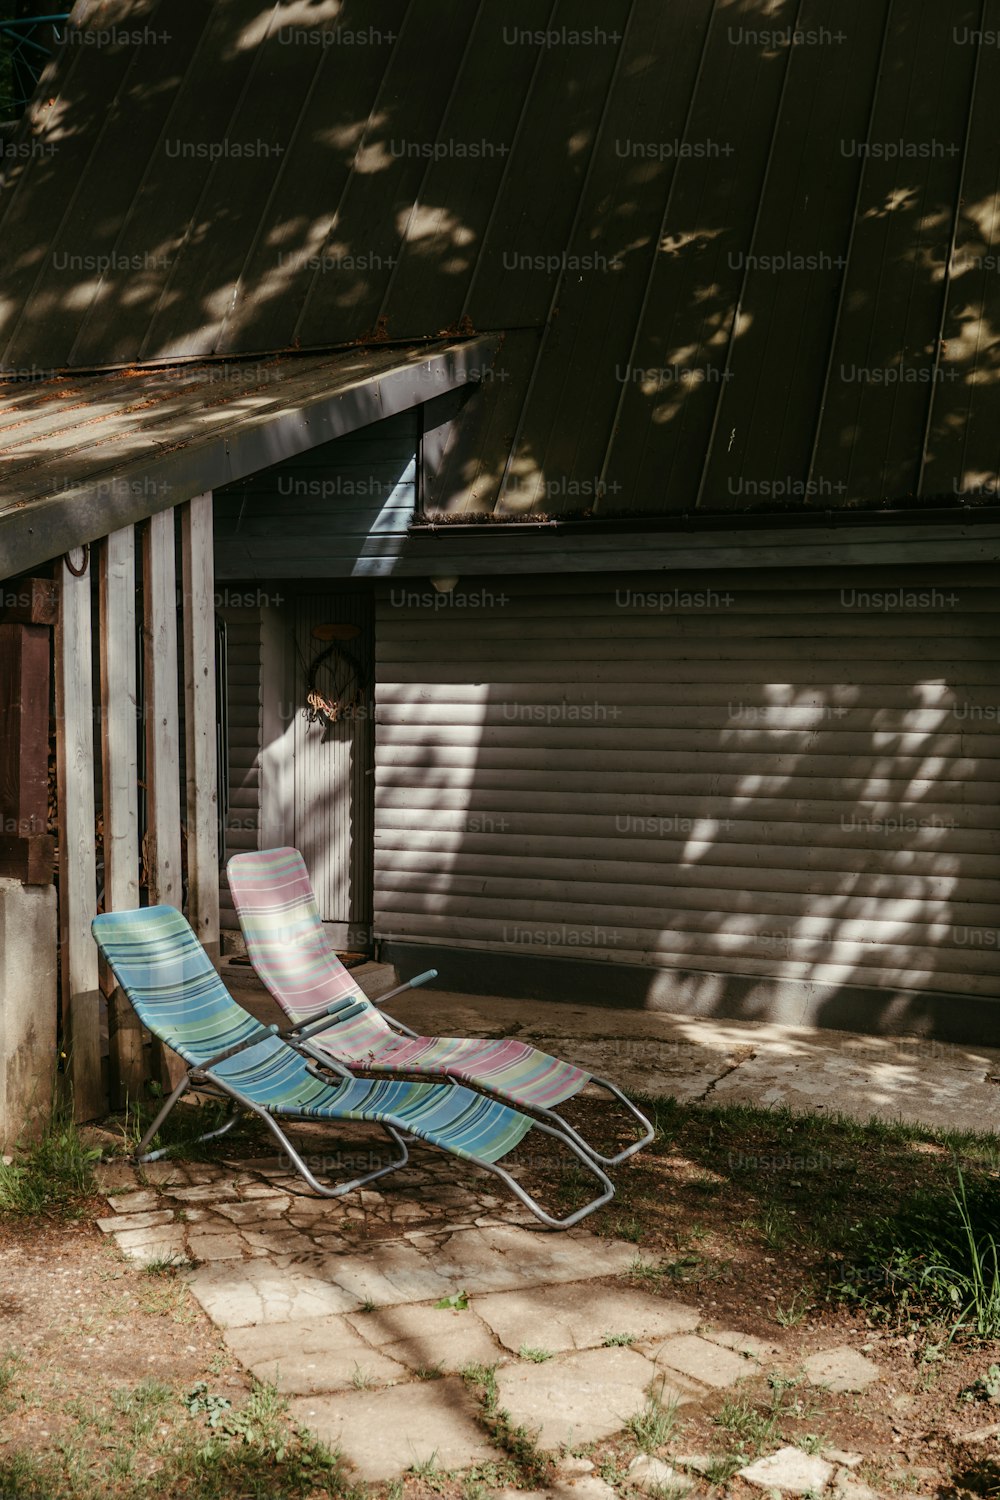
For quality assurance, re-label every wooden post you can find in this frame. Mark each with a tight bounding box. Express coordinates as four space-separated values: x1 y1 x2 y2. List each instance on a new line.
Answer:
180 494 220 964
141 511 185 1090
0 616 55 884
54 549 105 1121
99 528 146 1107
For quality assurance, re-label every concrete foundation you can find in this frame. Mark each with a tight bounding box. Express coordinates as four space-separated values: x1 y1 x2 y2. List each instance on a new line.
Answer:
0 877 58 1147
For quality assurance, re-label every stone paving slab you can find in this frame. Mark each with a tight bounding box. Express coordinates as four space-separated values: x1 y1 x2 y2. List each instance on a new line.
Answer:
472 1283 700 1355
223 1316 407 1394
501 1481 617 1500
738 1445 835 1494
705 1329 781 1359
372 979 1000 1136
652 1334 758 1388
112 1226 188 1265
628 1455 688 1492
345 1302 504 1373
494 1345 697 1451
187 1261 361 1327
803 1346 881 1393
290 1377 498 1481
707 1045 1000 1136
96 1208 176 1234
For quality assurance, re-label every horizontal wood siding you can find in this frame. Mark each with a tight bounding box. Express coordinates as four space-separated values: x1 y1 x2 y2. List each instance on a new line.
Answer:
374 565 1000 998
219 606 262 929
214 409 417 579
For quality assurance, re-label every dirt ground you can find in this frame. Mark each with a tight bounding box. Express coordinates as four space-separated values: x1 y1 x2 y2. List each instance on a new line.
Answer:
2 1100 1000 1499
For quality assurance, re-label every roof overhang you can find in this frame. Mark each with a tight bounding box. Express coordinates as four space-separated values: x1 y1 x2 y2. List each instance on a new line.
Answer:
0 336 498 579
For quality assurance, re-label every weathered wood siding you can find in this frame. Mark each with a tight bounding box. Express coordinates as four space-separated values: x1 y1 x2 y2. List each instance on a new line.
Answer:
219 606 262 930
374 565 1000 999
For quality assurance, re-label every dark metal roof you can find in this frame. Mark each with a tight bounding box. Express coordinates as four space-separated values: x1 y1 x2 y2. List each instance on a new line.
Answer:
0 0 997 516
0 336 496 577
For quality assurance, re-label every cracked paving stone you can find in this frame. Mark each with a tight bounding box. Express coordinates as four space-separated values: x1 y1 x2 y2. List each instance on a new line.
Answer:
113 1230 187 1265
213 1197 292 1223
104 1190 161 1214
187 1233 247 1262
168 1183 242 1203
739 1446 835 1494
473 1283 699 1355
320 1243 453 1307
290 1377 497 1481
652 1333 757 1388
345 1302 503 1372
94 1162 141 1193
96 1208 175 1233
803 1346 880 1393
224 1316 406 1394
494 1346 698 1450
186 1261 359 1327
416 1226 636 1296
705 1329 781 1359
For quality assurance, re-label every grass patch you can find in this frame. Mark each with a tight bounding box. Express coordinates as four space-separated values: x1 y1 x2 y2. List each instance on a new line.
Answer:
0 1378 354 1500
460 1363 552 1488
0 1109 101 1219
832 1165 1000 1341
109 1096 245 1166
517 1345 552 1363
626 1380 678 1453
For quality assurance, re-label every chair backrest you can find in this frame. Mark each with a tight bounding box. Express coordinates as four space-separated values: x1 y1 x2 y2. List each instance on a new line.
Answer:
227 847 359 1024
92 905 264 1067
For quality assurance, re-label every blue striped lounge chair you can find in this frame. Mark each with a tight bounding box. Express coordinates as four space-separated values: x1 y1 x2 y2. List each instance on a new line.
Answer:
92 905 616 1229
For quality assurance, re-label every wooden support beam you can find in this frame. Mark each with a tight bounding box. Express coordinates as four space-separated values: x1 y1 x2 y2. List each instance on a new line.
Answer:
0 619 54 885
54 550 105 1121
0 835 55 884
99 528 146 1107
1 577 58 626
141 511 185 1090
0 621 50 841
181 494 220 964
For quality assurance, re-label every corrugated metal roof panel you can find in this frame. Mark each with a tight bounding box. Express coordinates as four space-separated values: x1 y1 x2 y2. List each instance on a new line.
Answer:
0 336 496 576
0 0 995 513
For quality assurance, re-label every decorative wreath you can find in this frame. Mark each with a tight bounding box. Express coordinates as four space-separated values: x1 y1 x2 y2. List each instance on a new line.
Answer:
304 628 367 729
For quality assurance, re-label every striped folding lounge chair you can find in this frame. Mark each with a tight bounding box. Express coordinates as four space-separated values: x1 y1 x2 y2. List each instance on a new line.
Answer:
227 848 654 1167
92 905 614 1229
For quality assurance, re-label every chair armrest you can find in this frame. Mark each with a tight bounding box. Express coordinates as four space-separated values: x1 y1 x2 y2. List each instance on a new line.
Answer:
288 999 368 1043
373 968 438 1007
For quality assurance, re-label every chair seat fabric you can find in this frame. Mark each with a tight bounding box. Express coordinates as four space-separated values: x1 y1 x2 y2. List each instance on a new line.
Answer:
228 847 590 1109
93 906 533 1165
314 1024 589 1109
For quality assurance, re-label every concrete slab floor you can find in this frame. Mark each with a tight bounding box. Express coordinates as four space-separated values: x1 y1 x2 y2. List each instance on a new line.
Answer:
231 967 1000 1138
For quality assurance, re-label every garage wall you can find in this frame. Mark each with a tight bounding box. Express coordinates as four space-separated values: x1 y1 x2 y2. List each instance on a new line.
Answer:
374 565 1000 1004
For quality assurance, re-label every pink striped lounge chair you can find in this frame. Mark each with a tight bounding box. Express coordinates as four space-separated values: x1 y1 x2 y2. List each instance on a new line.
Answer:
227 847 653 1167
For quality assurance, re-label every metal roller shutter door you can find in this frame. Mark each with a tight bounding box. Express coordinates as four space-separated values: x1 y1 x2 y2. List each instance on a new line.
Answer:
374 565 1000 999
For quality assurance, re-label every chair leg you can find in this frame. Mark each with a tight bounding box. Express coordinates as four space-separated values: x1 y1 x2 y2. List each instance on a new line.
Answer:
193 1073 411 1198
251 1110 410 1198
478 1117 616 1230
133 1073 192 1162
541 1077 656 1167
135 1087 244 1164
